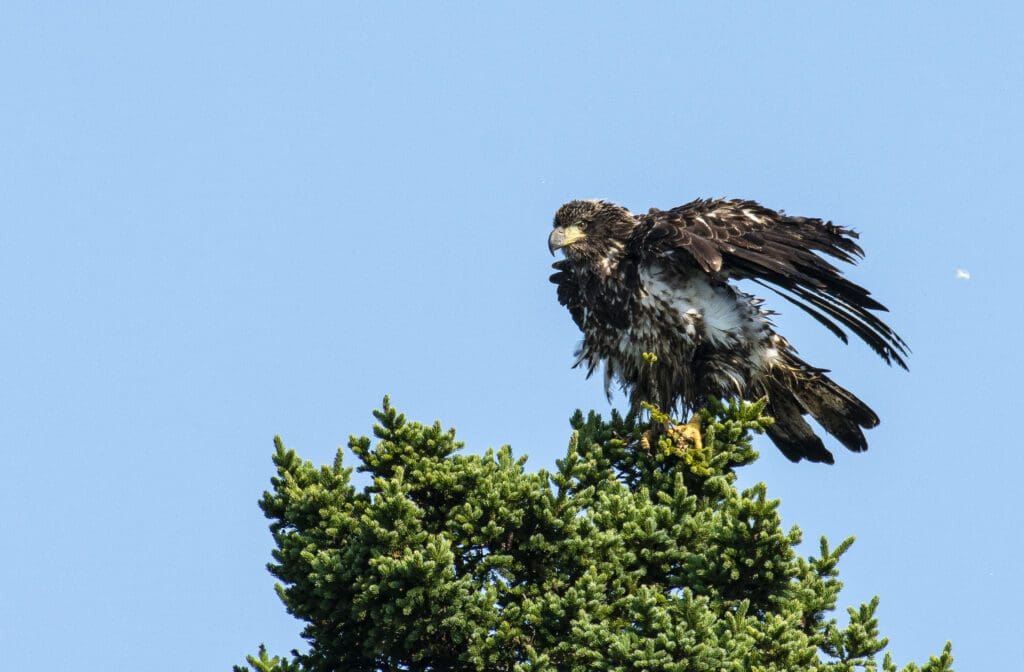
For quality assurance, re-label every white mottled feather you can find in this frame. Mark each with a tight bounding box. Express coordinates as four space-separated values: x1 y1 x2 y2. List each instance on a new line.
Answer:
638 264 750 347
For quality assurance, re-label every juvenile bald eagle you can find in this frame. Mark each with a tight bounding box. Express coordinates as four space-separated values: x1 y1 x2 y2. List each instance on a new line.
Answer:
548 198 908 464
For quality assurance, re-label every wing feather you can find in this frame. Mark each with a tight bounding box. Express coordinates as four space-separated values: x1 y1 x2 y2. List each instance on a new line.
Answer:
633 198 909 369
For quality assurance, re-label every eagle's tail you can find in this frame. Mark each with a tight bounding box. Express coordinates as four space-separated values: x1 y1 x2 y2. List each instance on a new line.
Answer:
762 352 879 464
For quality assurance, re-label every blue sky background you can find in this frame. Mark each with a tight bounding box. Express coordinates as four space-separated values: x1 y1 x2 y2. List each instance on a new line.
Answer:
2 3 1021 669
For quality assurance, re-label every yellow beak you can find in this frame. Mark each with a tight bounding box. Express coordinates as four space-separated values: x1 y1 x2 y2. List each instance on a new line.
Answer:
548 225 586 255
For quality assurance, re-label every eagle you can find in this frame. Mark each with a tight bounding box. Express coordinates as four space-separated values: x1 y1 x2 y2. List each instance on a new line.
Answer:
548 198 908 464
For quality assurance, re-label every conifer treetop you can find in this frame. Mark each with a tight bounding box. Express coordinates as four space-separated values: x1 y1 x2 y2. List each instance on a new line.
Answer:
236 398 953 672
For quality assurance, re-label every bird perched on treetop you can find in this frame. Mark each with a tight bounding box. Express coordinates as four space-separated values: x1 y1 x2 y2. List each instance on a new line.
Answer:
548 198 908 464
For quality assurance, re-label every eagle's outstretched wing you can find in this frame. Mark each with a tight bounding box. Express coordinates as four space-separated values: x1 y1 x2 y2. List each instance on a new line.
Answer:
631 199 909 369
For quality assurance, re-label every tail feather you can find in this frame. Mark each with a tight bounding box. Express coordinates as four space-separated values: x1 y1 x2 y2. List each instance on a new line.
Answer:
764 382 835 464
762 351 881 464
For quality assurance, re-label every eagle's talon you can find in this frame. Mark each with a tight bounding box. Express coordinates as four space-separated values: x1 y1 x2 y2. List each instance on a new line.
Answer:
639 428 654 453
667 414 703 456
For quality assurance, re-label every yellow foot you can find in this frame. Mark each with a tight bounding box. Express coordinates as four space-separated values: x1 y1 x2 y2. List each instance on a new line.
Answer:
640 428 655 453
667 414 703 455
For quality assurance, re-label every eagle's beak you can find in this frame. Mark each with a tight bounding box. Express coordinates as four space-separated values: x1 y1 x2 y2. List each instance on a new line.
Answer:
548 226 586 255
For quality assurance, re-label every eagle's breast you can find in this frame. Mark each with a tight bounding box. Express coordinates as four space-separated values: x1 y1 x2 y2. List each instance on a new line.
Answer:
626 263 770 365
576 260 773 409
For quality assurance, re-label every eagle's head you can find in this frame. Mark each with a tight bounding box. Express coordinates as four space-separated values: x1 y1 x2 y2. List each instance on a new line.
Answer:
548 200 635 266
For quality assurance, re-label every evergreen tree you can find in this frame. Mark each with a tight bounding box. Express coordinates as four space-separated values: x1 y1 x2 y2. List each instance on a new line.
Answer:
236 398 953 672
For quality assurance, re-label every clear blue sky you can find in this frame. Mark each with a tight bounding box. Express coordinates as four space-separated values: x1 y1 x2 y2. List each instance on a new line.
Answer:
2 3 1021 669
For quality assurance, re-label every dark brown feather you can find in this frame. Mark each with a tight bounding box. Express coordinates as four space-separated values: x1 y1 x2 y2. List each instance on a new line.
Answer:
635 199 909 369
